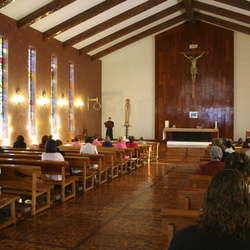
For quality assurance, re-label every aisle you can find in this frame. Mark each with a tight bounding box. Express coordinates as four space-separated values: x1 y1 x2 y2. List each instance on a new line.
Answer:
0 147 204 250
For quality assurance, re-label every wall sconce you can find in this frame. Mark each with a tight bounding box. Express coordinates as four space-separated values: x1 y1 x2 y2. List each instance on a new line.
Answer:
11 88 24 104
74 100 83 107
58 94 68 107
37 91 49 105
87 96 101 111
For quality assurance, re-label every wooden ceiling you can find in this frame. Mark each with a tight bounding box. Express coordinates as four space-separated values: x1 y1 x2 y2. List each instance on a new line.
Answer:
0 0 249 60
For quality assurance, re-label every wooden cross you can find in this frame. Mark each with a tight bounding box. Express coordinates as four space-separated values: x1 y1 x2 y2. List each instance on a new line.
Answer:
179 43 209 98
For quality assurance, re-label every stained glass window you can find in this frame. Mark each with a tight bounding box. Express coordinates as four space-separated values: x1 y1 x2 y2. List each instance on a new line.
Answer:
28 47 36 136
0 37 8 139
69 63 75 133
51 55 57 134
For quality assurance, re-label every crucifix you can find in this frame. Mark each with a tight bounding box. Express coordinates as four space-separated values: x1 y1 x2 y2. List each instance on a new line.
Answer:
179 43 208 98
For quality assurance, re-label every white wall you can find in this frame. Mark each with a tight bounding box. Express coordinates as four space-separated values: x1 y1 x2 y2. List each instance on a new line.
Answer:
102 32 250 141
101 37 155 140
234 32 250 141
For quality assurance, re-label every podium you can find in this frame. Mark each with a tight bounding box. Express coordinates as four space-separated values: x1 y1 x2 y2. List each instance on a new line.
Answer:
104 122 113 128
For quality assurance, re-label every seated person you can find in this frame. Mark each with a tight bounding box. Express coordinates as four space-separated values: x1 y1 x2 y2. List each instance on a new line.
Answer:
224 140 235 153
126 136 139 148
56 139 65 156
138 137 146 144
115 136 127 149
39 135 49 149
41 139 65 181
169 169 250 250
13 135 26 148
102 136 113 147
71 136 82 147
193 146 224 176
225 152 250 176
92 135 101 146
80 136 98 154
211 138 229 162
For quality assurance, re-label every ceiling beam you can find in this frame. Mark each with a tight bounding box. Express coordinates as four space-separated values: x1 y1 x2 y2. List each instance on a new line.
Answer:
17 0 76 29
193 1 250 24
195 12 250 35
0 0 13 9
63 0 169 48
43 0 127 40
213 0 250 11
80 3 183 54
183 0 196 26
91 14 187 60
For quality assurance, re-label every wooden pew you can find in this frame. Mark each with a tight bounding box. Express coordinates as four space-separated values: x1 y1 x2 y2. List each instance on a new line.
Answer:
76 154 109 185
64 156 95 192
0 164 53 216
161 208 199 246
189 175 212 189
177 188 205 210
96 146 128 175
0 158 78 203
0 194 20 229
0 153 95 193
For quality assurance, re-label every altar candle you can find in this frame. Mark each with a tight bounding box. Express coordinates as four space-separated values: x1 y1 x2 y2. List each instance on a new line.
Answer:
165 120 169 128
215 121 218 128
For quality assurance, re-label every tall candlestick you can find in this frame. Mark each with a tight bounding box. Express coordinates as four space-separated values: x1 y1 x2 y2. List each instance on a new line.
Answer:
165 120 169 128
215 121 218 128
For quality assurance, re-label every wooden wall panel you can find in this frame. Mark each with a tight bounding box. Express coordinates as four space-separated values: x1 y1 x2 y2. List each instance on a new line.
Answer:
155 21 233 142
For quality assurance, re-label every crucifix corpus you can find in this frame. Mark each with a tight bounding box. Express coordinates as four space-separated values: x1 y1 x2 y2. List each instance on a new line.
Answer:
179 43 208 98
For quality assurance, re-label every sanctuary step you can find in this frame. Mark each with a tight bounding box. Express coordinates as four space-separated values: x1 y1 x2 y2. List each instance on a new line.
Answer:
167 141 211 148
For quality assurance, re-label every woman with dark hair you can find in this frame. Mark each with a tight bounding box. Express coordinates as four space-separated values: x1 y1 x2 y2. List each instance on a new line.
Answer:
225 152 250 175
41 139 65 180
169 169 250 249
13 135 26 148
39 135 49 149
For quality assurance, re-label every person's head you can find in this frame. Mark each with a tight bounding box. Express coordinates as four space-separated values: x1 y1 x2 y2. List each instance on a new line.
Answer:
224 140 232 149
105 136 111 142
139 137 144 141
224 152 250 174
108 117 112 121
128 136 135 143
45 139 57 153
17 135 24 142
56 139 63 147
41 135 49 144
93 135 98 140
85 136 93 144
48 135 53 139
118 136 123 142
242 141 250 148
198 169 250 240
237 138 244 145
209 146 223 160
74 136 79 141
212 138 224 149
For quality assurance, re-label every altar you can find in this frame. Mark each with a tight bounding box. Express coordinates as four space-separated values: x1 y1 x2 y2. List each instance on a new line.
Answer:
163 128 219 142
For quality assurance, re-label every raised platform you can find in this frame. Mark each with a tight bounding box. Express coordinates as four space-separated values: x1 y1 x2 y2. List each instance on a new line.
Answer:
167 141 211 148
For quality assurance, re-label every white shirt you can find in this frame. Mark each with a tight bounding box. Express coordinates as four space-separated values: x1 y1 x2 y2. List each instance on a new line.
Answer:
225 148 235 153
80 143 98 154
41 152 65 181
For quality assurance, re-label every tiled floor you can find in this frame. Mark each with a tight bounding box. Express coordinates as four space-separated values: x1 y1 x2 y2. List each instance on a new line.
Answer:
0 147 205 250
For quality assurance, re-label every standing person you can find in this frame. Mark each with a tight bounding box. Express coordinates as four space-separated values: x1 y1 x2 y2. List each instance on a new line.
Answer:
169 169 250 250
104 117 114 141
13 135 26 148
41 139 65 180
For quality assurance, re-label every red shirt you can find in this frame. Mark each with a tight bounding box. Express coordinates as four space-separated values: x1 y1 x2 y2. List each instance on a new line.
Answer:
126 141 139 148
193 161 224 176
